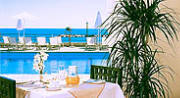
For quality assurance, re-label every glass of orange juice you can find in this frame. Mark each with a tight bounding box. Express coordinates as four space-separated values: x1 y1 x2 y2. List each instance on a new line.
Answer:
66 66 80 86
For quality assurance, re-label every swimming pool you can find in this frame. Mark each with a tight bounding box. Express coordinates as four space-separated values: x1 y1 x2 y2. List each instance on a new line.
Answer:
0 52 109 74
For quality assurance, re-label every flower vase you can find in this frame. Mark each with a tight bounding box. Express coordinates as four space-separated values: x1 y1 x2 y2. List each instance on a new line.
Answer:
40 69 43 82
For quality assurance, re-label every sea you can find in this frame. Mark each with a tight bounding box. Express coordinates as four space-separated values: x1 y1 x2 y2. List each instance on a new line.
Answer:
0 28 107 43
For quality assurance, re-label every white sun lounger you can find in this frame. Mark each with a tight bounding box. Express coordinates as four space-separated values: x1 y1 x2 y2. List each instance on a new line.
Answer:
9 37 17 44
50 37 58 45
49 37 60 50
25 37 33 46
24 37 35 49
101 37 109 50
3 36 9 44
18 37 24 44
18 37 35 50
18 37 26 50
86 37 97 50
57 36 63 46
37 37 48 50
2 36 10 48
49 36 63 50
8 37 18 50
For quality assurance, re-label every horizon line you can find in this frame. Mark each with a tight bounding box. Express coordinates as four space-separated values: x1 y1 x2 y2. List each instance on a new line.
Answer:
0 26 100 29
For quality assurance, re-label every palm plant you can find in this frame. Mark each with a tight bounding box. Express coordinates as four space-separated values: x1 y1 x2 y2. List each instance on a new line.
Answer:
108 28 172 97
65 27 72 46
102 0 179 97
104 0 179 43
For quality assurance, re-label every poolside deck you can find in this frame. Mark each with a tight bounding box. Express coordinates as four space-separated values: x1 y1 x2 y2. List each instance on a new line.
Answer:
0 47 109 53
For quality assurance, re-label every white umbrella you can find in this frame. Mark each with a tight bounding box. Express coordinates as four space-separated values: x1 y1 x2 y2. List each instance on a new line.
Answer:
95 11 102 28
14 12 38 37
16 18 25 37
94 11 102 49
17 19 23 30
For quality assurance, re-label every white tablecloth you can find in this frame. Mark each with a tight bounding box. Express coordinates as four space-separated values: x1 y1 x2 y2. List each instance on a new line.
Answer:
2 74 124 98
26 82 124 98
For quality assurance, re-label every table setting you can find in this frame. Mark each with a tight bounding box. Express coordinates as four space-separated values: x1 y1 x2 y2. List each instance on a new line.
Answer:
15 65 124 98
16 77 124 98
13 51 125 98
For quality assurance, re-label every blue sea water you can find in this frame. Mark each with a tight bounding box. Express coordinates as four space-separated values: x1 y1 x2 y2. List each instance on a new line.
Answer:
0 52 109 74
0 28 107 43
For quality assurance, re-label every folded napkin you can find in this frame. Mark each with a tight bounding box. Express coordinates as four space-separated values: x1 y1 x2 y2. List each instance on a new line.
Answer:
16 81 35 86
16 87 30 98
69 82 105 98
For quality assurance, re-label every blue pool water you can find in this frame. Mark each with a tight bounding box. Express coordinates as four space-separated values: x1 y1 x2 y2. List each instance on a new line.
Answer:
0 28 107 43
0 52 109 74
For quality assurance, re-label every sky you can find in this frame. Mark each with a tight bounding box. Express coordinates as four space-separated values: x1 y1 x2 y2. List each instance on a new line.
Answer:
0 0 115 28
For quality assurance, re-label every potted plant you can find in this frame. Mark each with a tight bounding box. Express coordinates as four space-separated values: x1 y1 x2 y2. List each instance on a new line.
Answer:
102 0 180 97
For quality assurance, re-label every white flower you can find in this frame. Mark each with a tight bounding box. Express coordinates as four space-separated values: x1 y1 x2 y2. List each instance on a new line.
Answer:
34 54 40 59
40 51 46 56
40 51 49 61
33 51 48 72
33 63 39 71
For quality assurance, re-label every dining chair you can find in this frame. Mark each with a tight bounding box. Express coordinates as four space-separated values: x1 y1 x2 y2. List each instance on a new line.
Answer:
0 76 16 98
90 65 122 87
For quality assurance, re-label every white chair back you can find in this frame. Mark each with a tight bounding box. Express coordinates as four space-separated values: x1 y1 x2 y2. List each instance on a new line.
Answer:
37 37 46 45
57 36 62 44
50 37 58 45
19 37 24 44
3 36 9 44
25 37 32 45
9 37 17 44
86 37 96 45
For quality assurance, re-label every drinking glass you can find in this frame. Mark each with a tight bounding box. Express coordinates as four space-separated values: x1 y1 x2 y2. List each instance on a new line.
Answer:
58 65 67 80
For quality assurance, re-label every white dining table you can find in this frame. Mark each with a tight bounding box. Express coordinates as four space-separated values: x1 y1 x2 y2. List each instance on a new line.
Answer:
24 82 124 98
3 74 125 98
